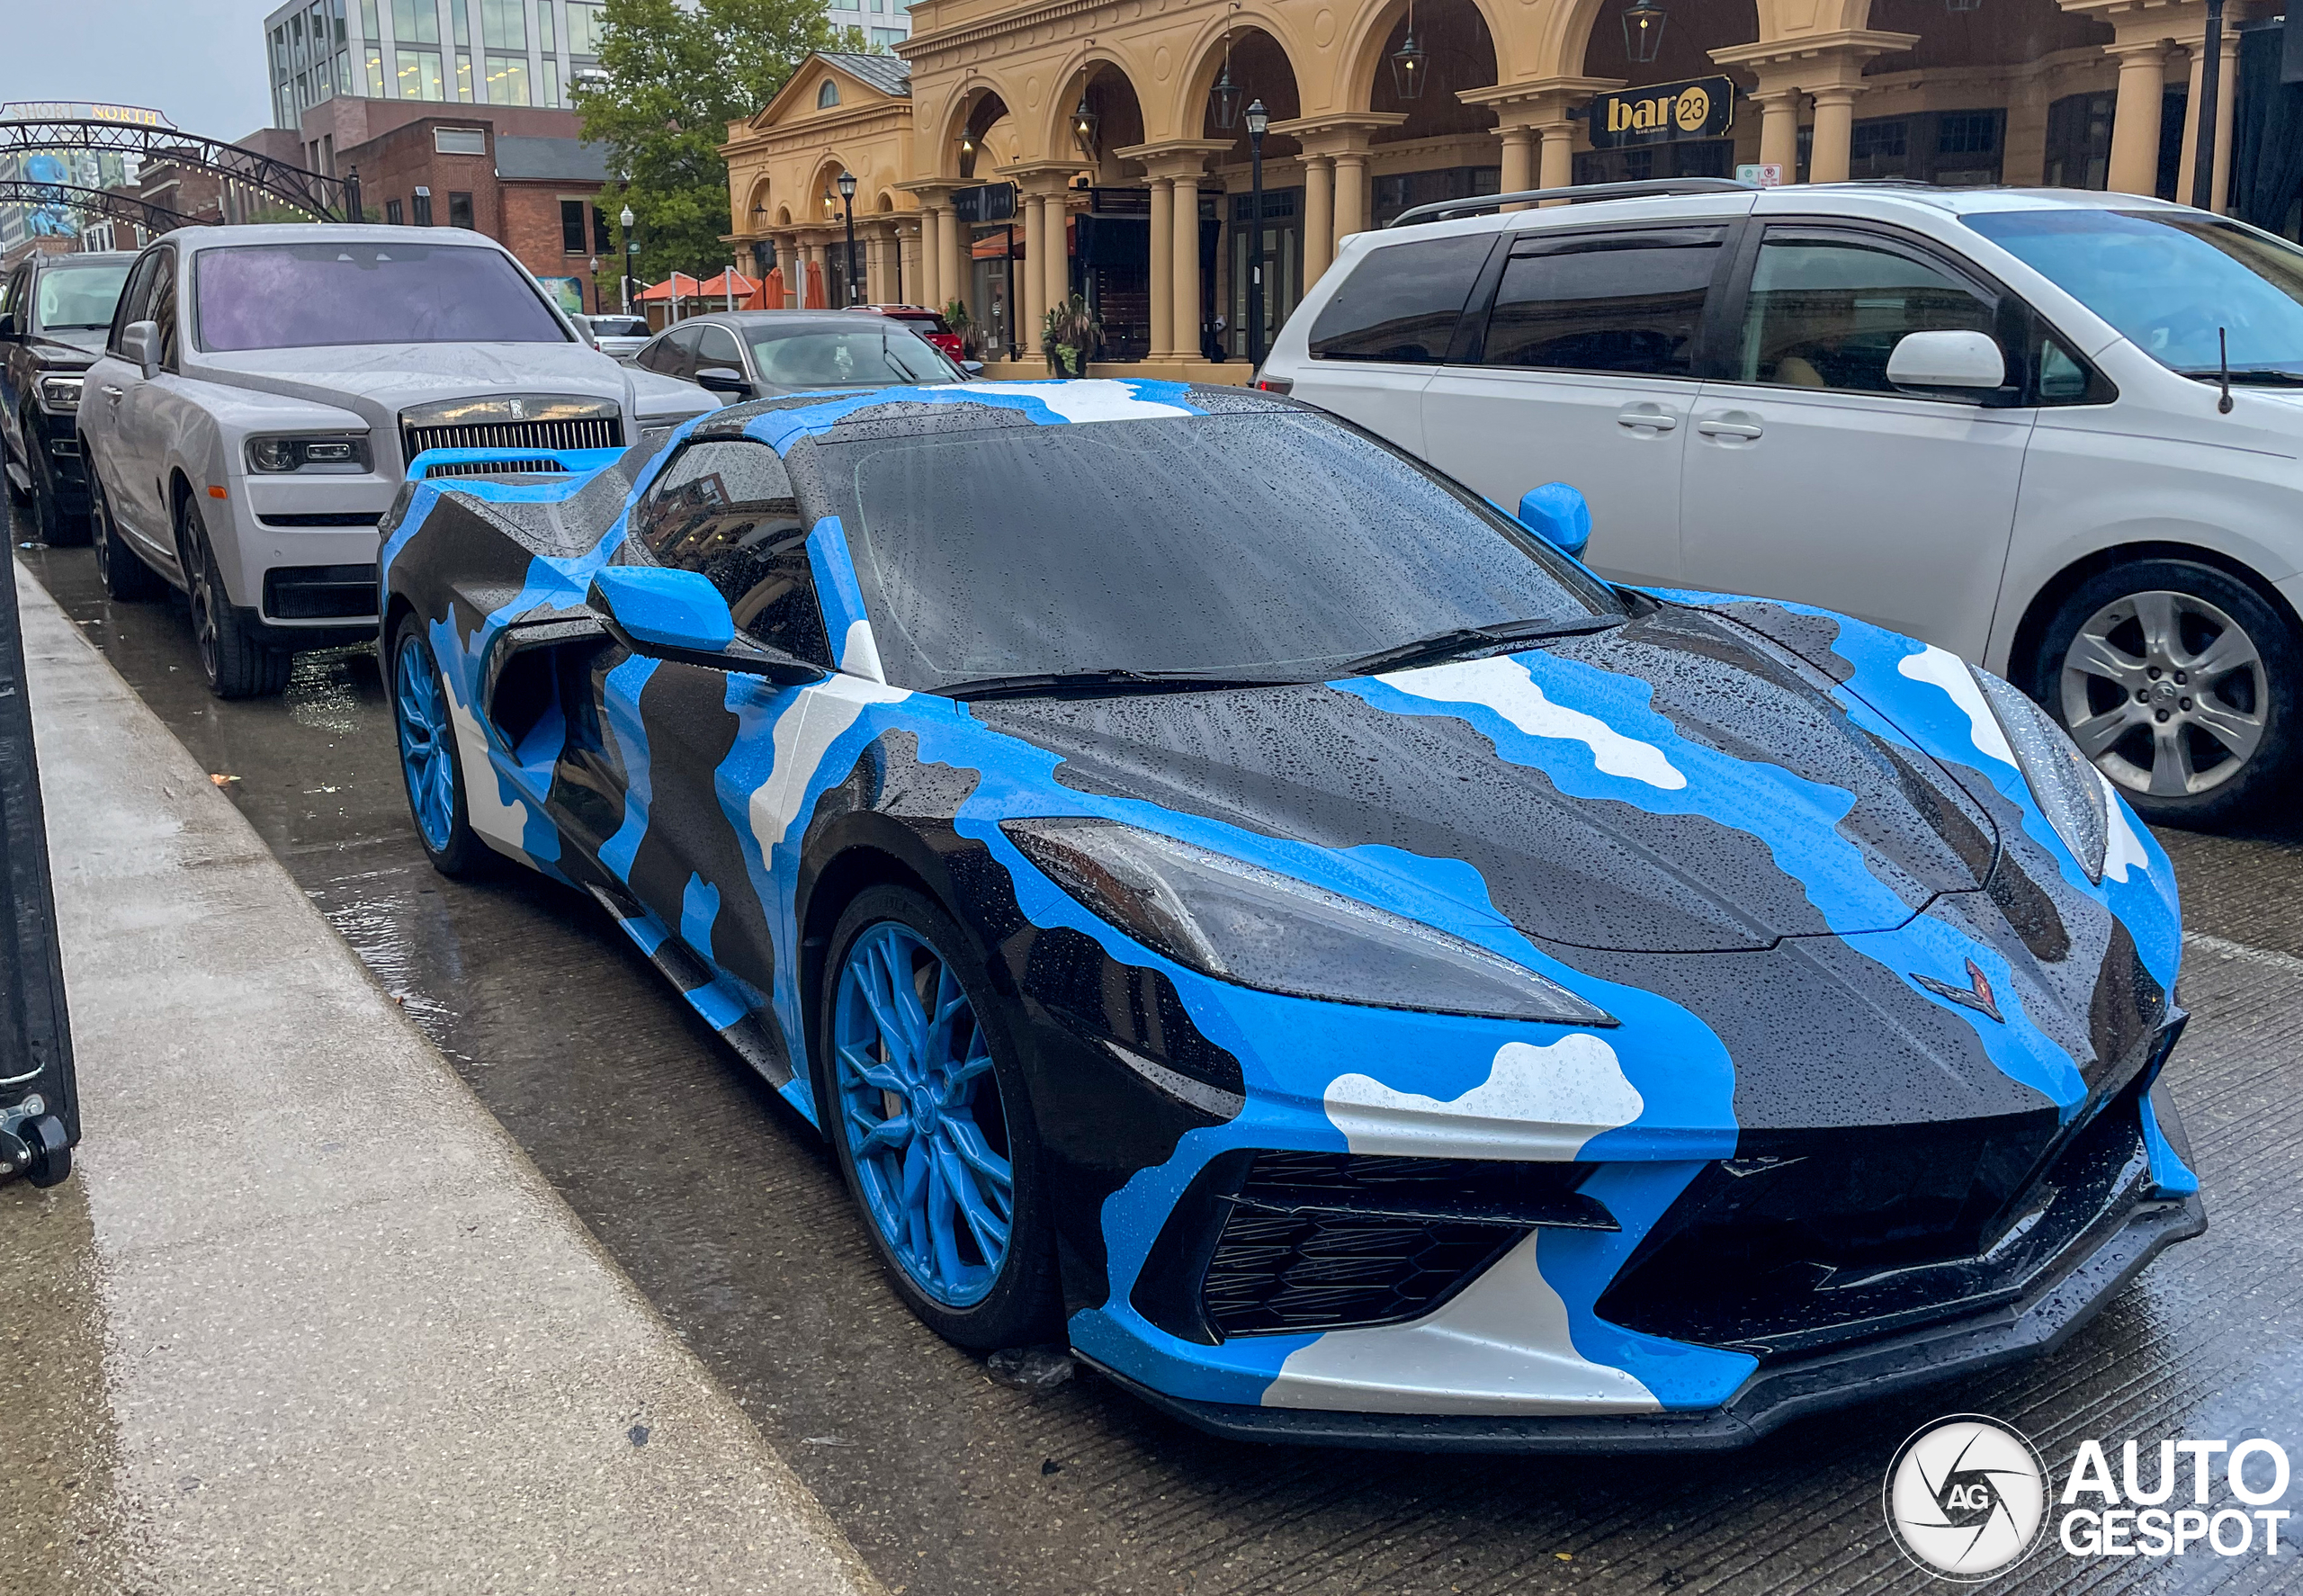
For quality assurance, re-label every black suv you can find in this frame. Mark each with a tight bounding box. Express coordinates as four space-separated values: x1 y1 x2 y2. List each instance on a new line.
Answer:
0 250 137 543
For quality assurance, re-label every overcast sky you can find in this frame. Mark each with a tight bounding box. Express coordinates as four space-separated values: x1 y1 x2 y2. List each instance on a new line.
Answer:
4 1 275 141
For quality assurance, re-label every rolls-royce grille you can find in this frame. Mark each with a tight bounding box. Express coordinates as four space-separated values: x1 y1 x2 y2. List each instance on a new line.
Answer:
419 456 576 479
401 416 623 462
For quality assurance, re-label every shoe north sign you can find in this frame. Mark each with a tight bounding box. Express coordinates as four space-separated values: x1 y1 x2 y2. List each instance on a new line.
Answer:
1585 75 1736 148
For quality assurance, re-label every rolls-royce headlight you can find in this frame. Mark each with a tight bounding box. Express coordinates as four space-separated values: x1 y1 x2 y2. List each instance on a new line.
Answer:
1971 664 2110 883
1001 816 1617 1026
246 434 372 472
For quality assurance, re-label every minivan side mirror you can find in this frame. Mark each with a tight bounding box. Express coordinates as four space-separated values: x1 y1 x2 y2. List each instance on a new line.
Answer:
587 565 825 684
1886 329 2005 398
961 360 985 377
120 319 161 379
0 313 18 342
1516 481 1592 560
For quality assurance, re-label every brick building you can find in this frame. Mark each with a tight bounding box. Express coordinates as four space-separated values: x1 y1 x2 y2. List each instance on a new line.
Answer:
337 112 615 313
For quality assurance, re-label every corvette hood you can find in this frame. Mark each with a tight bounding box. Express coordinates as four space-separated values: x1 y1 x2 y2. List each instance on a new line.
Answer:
976 604 2000 954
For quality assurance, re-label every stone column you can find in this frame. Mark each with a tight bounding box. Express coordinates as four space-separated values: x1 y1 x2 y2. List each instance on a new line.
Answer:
2105 41 2169 197
1333 153 1367 245
863 233 885 304
1173 174 1202 360
1808 87 1861 184
916 210 938 309
1499 126 1536 210
1755 89 1802 177
2212 30 2239 212
1301 158 1334 285
1020 193 1047 357
2175 39 2209 202
1537 121 1575 191
945 211 969 320
1148 176 1175 357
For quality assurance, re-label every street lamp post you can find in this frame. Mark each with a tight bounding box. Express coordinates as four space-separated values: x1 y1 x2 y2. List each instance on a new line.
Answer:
619 203 636 316
1245 99 1268 371
837 171 860 307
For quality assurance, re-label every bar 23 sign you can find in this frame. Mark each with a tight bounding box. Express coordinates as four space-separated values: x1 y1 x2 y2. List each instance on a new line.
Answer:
1586 75 1735 148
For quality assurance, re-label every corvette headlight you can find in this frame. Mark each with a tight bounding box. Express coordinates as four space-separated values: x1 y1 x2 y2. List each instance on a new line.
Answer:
246 434 372 472
1002 817 1617 1026
35 373 84 413
1970 665 2109 883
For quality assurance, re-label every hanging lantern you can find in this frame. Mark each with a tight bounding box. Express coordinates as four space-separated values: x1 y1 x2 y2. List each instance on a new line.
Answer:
1072 94 1099 158
1209 63 1241 130
1622 0 1667 65
1389 13 1427 103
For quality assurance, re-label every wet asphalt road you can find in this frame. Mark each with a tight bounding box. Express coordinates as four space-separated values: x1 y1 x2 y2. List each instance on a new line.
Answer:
15 495 2303 1594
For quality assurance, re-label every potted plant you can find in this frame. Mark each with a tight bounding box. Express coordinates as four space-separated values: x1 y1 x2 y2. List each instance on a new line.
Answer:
1043 292 1101 378
944 298 982 362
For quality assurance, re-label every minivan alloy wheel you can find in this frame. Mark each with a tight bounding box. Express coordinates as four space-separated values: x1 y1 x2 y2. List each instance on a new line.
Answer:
2059 588 2266 799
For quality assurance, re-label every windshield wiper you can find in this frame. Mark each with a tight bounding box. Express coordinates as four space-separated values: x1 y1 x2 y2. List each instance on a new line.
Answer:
937 667 1309 701
1333 614 1625 677
2176 367 2303 385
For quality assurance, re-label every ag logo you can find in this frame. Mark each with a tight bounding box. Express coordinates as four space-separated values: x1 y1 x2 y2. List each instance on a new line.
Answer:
1673 86 1711 132
1885 1415 2049 1581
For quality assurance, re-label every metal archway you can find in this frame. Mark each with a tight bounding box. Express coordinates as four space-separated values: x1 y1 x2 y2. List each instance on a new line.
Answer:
0 180 211 238
0 119 357 220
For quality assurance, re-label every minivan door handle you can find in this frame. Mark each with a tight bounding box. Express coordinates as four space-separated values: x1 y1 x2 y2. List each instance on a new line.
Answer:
1696 413 1764 440
1615 403 1678 433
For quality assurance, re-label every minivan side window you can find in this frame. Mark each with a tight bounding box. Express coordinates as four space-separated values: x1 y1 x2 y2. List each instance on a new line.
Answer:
632 440 832 666
1735 237 1995 394
1481 228 1725 377
694 323 743 371
1307 233 1492 363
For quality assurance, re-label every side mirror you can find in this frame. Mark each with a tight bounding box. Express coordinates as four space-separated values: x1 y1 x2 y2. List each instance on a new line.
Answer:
1516 481 1592 560
1886 329 2006 398
120 318 161 379
961 360 985 377
587 565 824 684
694 364 753 399
0 313 18 342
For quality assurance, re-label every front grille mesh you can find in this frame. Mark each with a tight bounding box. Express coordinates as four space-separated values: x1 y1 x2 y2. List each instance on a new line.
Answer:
401 416 623 462
1204 1208 1520 1337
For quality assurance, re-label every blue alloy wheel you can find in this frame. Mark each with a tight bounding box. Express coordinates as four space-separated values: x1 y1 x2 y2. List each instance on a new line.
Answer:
394 632 457 854
832 922 1017 1307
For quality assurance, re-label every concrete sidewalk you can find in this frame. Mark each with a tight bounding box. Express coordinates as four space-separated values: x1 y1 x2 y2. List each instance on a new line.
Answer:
0 561 884 1596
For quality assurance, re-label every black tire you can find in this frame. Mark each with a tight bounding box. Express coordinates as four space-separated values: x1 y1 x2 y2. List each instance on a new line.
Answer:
387 613 489 877
175 493 291 698
2027 558 2299 829
816 885 1061 1351
89 471 164 601
28 444 85 546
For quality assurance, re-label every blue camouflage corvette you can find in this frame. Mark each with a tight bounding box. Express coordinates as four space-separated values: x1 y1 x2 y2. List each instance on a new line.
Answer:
379 378 2202 1450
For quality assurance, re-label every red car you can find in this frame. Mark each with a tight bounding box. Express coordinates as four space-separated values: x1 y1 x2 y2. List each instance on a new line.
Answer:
851 304 963 361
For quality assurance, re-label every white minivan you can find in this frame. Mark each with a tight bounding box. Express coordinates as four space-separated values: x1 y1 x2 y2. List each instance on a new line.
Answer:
1260 182 2303 826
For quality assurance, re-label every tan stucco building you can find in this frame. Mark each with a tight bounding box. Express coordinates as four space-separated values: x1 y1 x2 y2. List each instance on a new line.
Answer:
722 0 2272 378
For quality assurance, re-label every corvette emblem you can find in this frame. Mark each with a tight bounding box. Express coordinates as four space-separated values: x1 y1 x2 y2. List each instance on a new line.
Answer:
1912 959 2003 1024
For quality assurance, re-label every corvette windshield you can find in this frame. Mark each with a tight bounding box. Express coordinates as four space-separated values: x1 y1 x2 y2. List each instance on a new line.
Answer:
193 242 568 352
822 410 1621 692
1965 208 2303 379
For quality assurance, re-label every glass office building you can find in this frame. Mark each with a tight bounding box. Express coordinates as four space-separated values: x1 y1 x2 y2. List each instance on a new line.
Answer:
264 0 613 126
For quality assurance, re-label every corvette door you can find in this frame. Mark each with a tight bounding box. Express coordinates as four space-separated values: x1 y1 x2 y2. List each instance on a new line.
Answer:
555 437 839 1018
1420 224 1735 588
1679 226 2034 658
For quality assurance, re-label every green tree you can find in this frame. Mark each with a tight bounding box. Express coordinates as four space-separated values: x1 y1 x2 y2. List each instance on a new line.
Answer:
576 0 870 282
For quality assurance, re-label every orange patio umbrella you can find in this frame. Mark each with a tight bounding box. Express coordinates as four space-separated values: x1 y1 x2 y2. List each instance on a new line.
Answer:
802 259 828 309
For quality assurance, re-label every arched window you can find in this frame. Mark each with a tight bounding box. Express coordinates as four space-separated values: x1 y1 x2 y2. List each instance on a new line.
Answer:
817 78 840 109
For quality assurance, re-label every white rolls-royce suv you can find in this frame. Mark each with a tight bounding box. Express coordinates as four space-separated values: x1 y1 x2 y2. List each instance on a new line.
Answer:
78 224 712 696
